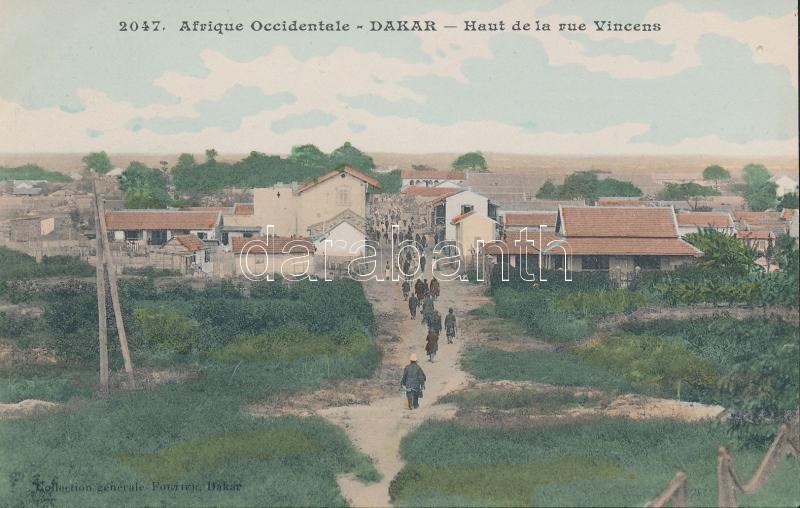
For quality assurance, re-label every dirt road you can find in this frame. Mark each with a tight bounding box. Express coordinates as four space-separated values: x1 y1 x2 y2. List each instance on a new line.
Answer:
318 270 488 507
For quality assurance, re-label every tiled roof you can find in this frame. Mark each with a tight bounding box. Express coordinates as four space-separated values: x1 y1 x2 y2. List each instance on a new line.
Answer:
450 211 475 224
741 221 788 233
733 211 780 222
400 169 465 180
400 186 461 198
557 237 702 256
233 203 254 216
296 166 381 193
596 197 652 207
676 212 734 228
174 234 205 251
485 232 560 254
105 210 220 230
737 230 774 240
781 208 798 221
180 206 232 213
231 235 314 254
559 206 679 238
504 211 558 227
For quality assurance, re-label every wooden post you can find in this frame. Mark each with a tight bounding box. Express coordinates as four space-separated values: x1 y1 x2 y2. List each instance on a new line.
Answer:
94 205 109 394
93 180 135 388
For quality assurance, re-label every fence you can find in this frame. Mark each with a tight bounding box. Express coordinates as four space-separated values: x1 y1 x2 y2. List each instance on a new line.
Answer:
646 420 799 507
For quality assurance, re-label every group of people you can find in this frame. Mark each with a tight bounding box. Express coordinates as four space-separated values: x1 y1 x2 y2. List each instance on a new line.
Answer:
405 278 457 362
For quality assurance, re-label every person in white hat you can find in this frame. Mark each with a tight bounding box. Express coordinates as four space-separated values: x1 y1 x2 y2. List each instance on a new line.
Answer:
400 353 426 410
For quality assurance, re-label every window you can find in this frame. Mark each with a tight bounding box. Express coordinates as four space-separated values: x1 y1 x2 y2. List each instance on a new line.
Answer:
336 187 351 206
196 232 207 240
124 230 139 241
633 256 661 269
461 204 474 214
581 255 609 270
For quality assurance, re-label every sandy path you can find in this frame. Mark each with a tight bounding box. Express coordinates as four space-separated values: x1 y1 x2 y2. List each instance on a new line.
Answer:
317 270 488 507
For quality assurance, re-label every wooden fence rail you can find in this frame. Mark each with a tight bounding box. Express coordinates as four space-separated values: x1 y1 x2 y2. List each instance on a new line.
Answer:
646 420 799 507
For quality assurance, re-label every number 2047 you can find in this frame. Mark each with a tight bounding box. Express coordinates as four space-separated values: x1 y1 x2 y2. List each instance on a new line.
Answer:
119 21 162 31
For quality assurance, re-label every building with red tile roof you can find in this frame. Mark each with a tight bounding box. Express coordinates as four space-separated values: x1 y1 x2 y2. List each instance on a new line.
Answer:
105 210 221 245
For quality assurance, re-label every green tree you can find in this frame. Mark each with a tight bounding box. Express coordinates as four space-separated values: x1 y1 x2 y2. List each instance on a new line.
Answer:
205 148 218 163
777 192 798 210
741 164 777 211
684 229 756 275
134 307 198 353
452 151 488 172
81 151 113 174
535 180 558 199
175 153 197 170
290 144 328 168
329 142 375 171
118 161 170 208
657 182 720 210
702 164 730 189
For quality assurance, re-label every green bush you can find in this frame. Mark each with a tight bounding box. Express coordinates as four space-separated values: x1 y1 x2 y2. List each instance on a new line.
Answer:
576 334 718 400
0 164 71 182
0 376 88 403
121 266 181 279
0 248 94 281
555 288 646 318
440 388 595 412
207 325 372 363
462 347 628 392
133 307 199 353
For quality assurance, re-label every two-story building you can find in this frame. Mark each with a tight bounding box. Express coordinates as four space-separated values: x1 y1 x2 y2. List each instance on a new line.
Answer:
252 166 381 237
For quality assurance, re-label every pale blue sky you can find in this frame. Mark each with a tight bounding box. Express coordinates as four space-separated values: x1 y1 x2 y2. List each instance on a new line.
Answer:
0 0 796 154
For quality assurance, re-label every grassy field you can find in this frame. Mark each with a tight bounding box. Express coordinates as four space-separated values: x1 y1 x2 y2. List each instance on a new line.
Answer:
391 418 800 507
0 263 382 506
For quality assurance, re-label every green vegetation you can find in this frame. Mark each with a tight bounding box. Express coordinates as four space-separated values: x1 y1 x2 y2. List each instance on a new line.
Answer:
656 182 720 210
684 229 756 275
535 171 642 203
172 142 400 195
207 324 373 363
741 163 778 211
118 161 171 208
0 164 72 182
0 247 94 282
463 347 629 392
576 334 718 401
0 389 378 506
778 192 798 210
82 151 113 174
121 266 182 279
391 419 800 506
452 151 488 172
440 388 596 412
0 271 381 505
702 164 731 188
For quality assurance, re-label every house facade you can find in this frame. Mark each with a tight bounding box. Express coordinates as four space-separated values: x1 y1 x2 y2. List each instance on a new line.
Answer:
252 166 380 237
451 211 497 267
431 189 496 242
104 210 221 246
772 175 799 197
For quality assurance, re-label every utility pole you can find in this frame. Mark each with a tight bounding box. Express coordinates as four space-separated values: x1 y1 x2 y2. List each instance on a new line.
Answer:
92 178 135 388
93 189 109 394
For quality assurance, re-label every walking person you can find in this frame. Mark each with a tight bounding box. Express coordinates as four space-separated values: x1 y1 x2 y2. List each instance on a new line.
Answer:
425 329 439 362
420 253 427 274
429 276 440 300
408 293 418 320
401 353 426 409
384 261 391 281
421 294 434 328
429 308 442 337
445 308 457 344
402 279 410 299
